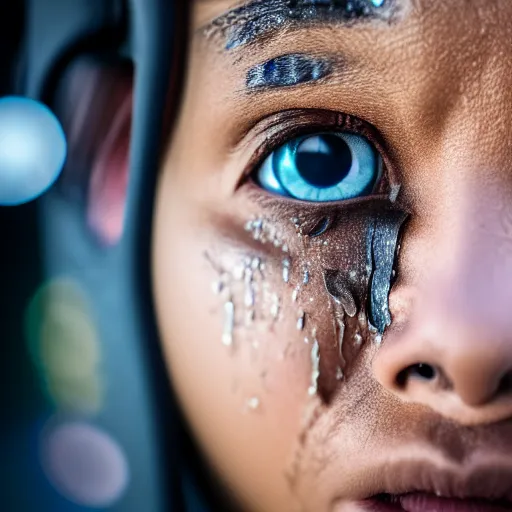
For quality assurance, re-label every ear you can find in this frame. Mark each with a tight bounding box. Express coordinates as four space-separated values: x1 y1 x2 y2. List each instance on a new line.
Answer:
52 55 134 246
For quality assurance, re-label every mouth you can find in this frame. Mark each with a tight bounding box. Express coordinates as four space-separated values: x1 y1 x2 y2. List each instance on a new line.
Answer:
364 493 512 511
338 460 512 512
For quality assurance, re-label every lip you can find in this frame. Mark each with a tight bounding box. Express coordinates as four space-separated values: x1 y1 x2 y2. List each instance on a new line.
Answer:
362 494 512 512
334 459 512 512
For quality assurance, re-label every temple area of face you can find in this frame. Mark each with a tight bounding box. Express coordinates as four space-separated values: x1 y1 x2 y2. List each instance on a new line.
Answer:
201 0 398 50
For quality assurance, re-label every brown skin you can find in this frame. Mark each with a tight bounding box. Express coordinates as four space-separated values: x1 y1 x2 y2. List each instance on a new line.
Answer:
151 1 512 511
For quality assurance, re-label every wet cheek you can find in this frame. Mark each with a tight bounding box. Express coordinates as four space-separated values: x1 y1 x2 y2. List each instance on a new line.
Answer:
204 209 378 406
154 189 408 415
153 201 313 421
204 218 316 407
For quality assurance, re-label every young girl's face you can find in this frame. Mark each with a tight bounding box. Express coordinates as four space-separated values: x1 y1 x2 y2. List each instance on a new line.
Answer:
152 1 512 510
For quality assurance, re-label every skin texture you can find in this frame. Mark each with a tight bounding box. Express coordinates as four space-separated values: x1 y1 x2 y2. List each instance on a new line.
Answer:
152 1 512 510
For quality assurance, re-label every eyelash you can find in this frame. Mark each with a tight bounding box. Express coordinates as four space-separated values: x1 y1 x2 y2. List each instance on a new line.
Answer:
239 109 395 201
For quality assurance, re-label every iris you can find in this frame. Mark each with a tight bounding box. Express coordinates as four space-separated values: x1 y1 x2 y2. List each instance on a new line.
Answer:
256 132 381 202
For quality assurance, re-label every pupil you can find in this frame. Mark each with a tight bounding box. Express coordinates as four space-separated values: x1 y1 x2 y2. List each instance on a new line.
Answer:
295 135 352 189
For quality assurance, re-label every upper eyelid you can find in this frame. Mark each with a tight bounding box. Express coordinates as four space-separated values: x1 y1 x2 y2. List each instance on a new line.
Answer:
236 109 396 189
244 109 386 168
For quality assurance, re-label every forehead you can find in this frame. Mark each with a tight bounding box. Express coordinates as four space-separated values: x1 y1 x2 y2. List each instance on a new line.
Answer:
196 0 512 51
194 0 512 114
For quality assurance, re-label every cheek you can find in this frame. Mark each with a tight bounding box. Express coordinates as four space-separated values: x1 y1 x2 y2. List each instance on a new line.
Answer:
152 171 408 509
151 190 314 508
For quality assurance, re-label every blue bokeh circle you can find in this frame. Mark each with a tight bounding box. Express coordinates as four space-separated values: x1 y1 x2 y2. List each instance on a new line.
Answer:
0 96 67 206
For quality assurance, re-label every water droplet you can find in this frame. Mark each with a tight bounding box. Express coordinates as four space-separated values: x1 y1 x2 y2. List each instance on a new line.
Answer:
282 259 291 283
297 310 306 331
308 340 320 397
212 281 223 295
233 264 245 281
270 294 280 320
222 300 235 347
245 285 255 308
246 397 260 410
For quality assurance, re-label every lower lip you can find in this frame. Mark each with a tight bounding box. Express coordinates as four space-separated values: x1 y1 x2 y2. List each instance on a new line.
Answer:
360 494 512 512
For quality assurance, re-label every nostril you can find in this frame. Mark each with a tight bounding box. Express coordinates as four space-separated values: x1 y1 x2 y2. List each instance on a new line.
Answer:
396 363 437 388
497 371 512 396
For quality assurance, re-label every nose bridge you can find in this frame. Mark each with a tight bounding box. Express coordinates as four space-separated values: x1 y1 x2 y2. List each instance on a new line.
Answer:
425 177 512 328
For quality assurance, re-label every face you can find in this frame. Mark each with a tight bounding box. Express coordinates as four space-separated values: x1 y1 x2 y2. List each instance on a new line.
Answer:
152 1 512 511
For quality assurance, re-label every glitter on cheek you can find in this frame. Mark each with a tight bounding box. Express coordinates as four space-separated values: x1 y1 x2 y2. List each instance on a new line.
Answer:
303 267 310 285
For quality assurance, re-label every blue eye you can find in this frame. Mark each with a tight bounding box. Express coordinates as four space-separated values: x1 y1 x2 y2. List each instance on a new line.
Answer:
256 132 382 202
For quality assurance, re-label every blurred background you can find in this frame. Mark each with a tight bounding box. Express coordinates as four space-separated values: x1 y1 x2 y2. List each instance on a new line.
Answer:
0 1 187 510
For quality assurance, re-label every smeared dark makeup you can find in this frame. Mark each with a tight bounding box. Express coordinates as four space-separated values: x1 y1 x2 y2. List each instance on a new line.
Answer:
367 209 408 333
323 269 358 317
247 54 333 90
204 0 394 50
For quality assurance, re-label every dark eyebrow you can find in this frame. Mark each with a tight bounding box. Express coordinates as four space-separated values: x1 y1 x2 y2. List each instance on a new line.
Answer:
202 0 397 50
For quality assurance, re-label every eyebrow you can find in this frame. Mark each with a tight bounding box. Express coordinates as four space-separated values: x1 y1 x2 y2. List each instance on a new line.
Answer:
246 53 334 91
202 0 396 50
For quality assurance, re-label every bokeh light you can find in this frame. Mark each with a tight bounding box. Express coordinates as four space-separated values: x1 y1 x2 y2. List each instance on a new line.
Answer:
25 278 103 415
41 420 129 508
0 96 67 206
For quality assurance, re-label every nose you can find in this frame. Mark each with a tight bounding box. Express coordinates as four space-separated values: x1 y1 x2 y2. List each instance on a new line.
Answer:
373 186 512 425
